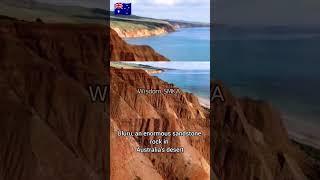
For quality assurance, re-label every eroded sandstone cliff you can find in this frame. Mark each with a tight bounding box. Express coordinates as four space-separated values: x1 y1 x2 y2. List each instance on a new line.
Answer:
112 26 175 38
1 16 319 180
211 81 320 180
0 16 168 180
0 16 167 62
110 69 320 180
110 28 168 61
110 68 210 179
0 19 108 180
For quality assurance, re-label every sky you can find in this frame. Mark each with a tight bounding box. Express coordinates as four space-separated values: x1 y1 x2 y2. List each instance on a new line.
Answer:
35 0 320 25
36 0 106 8
110 0 210 23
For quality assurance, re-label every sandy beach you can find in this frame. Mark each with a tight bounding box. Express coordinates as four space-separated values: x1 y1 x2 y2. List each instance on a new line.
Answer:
198 96 210 109
289 131 320 150
280 114 320 150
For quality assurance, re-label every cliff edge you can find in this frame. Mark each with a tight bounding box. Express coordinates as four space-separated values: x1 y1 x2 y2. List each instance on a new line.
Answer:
110 68 210 179
211 81 320 180
110 28 168 61
0 18 108 180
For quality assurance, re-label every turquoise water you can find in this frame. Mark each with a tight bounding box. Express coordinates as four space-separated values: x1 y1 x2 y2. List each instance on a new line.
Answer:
130 62 210 100
153 69 210 100
126 27 210 61
214 27 320 147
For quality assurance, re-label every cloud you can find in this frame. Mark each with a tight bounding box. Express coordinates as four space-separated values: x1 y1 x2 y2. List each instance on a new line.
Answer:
110 0 210 22
152 0 182 6
112 0 209 7
149 0 208 6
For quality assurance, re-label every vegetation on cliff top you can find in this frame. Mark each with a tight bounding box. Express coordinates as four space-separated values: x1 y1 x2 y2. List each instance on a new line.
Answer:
111 62 164 72
110 11 209 31
0 0 208 33
0 0 106 24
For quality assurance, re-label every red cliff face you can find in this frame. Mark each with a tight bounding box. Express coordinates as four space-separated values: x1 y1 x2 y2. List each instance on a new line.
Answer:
0 17 168 180
0 19 107 180
110 68 210 179
110 28 168 61
0 17 167 64
211 81 319 180
0 20 108 81
2 17 319 180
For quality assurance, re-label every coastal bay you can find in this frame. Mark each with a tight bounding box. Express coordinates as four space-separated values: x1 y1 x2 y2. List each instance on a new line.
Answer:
126 27 210 61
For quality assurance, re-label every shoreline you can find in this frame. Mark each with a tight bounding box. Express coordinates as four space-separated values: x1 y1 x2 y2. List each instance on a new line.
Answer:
289 131 320 150
123 27 211 61
149 67 210 109
282 115 320 150
112 26 174 39
144 69 164 75
110 62 165 74
148 66 210 109
200 95 320 151
114 26 210 39
112 62 211 109
233 93 320 151
198 96 210 109
112 63 320 152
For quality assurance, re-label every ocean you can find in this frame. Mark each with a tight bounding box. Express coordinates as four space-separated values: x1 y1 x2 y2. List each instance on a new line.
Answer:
130 62 210 102
153 69 210 100
126 27 210 61
214 27 320 148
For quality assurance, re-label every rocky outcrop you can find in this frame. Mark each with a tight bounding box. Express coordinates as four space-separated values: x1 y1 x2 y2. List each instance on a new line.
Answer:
0 17 167 62
110 68 210 179
110 70 320 180
112 26 175 38
144 69 164 74
111 18 209 38
0 19 107 180
0 17 166 180
110 28 168 61
2 15 319 180
211 81 320 180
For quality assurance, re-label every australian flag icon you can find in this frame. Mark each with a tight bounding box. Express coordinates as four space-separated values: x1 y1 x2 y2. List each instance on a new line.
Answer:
114 2 131 15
